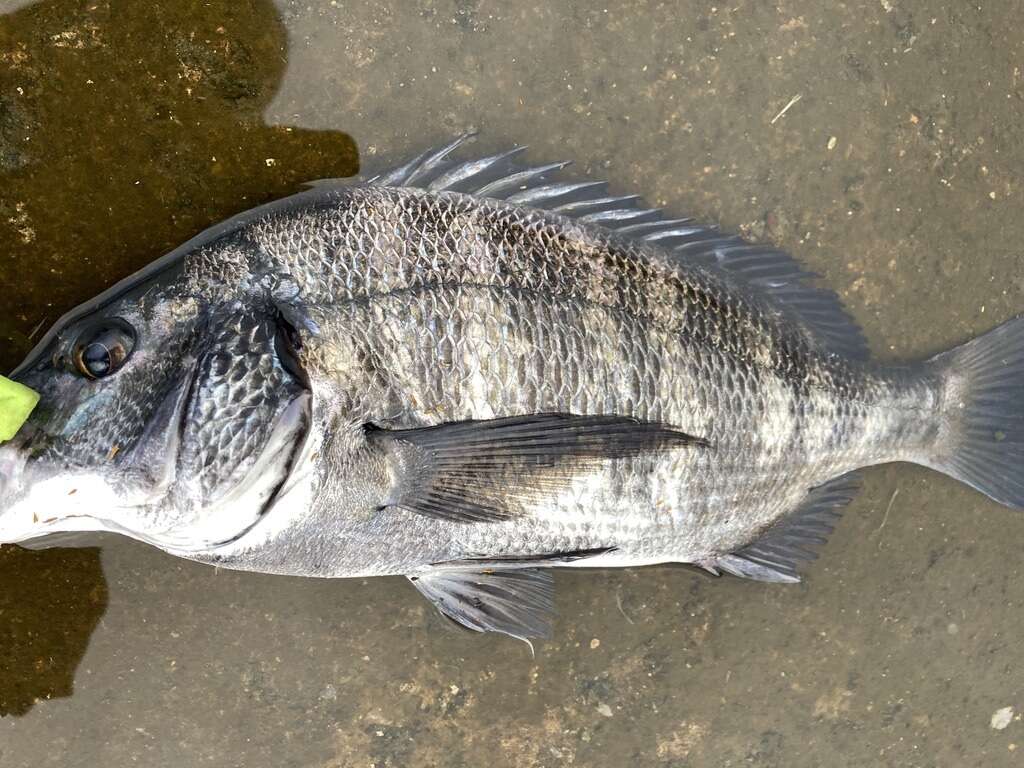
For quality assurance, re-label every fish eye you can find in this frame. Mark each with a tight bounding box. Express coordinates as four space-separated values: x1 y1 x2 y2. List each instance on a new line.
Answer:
71 319 137 380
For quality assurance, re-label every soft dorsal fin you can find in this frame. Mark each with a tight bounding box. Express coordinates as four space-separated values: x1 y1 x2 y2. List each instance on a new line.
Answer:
711 472 862 583
363 134 868 361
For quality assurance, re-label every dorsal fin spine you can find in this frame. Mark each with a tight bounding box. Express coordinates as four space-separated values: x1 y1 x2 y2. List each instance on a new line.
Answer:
363 135 868 360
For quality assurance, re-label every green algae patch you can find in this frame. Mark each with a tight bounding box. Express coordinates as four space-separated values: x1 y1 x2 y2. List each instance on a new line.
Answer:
0 375 39 442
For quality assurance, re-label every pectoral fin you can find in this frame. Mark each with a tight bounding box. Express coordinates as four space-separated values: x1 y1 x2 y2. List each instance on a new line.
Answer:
372 413 704 524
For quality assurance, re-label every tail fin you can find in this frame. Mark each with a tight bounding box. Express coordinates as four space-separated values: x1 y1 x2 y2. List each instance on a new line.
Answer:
929 317 1024 509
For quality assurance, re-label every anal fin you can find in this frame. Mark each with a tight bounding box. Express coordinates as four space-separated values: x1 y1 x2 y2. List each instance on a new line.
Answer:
713 472 861 583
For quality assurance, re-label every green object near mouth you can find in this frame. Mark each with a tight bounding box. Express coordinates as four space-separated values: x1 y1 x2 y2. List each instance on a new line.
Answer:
0 375 39 442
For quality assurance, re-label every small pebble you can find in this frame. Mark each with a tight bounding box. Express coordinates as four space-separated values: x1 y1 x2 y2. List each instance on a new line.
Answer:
596 702 613 717
991 706 1014 730
590 638 600 649
826 136 837 151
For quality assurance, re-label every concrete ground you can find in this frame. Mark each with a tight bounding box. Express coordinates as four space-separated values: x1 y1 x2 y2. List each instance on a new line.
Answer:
0 0 1022 765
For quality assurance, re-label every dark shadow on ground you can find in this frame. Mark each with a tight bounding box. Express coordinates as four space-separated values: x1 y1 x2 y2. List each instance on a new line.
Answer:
0 0 358 716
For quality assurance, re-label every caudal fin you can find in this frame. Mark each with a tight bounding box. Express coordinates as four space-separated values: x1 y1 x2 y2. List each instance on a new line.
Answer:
929 317 1024 509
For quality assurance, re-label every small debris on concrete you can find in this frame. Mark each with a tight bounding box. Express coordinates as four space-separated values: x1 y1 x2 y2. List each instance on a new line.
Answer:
770 93 802 124
991 707 1014 730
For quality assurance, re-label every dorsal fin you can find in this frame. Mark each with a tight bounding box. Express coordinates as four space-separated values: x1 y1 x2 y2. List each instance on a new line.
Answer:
711 472 862 583
363 134 869 361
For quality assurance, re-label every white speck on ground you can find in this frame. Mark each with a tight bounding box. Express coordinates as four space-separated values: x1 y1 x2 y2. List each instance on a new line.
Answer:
991 707 1014 730
321 684 339 701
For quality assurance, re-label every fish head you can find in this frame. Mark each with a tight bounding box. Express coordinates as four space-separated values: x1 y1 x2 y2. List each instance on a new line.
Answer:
0 233 313 553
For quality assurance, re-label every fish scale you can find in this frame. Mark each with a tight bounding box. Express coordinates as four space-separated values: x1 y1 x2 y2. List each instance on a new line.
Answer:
238 186 891 564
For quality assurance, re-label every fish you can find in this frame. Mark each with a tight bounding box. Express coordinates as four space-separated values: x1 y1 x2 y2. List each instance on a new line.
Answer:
2 133 1022 643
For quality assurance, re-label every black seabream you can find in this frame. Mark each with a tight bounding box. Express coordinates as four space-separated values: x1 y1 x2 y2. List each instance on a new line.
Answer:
2 135 1021 642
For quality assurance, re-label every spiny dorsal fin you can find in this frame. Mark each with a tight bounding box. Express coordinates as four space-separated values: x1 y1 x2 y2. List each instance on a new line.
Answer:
713 472 862 583
362 134 869 361
370 413 705 524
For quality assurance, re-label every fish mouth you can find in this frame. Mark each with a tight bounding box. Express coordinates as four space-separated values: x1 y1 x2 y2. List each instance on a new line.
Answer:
0 354 312 552
0 357 203 547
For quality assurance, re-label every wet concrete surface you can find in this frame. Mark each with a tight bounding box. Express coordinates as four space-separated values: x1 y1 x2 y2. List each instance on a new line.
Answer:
1 0 1022 765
